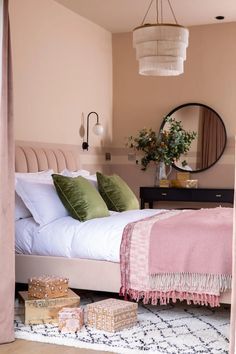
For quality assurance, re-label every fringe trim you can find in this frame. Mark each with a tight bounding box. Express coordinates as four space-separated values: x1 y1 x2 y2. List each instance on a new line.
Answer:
149 273 231 295
120 287 221 307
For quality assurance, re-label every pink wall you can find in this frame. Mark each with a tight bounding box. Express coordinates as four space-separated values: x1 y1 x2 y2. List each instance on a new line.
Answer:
9 0 113 148
112 23 236 194
9 0 236 195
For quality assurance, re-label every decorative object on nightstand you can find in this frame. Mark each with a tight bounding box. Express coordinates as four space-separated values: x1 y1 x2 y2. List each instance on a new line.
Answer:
185 179 198 189
176 172 191 181
171 179 187 188
159 179 170 188
28 275 69 299
86 298 138 332
127 117 196 186
171 171 196 188
58 307 84 333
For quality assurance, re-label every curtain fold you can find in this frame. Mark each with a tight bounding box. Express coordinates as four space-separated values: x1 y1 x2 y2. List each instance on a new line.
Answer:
199 107 225 170
0 0 15 344
230 137 236 353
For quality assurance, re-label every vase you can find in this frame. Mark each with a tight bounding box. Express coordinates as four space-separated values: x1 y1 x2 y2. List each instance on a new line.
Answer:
154 161 172 186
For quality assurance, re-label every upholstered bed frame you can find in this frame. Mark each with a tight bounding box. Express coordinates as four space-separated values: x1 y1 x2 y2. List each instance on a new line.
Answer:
15 141 231 303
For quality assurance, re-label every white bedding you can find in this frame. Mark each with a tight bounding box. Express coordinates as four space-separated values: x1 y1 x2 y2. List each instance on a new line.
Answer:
15 209 163 262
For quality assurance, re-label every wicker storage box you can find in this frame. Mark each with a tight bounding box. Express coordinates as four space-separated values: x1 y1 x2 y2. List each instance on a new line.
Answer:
86 298 138 332
28 275 69 299
58 307 84 333
159 179 170 188
176 172 191 181
186 179 198 188
19 289 80 325
171 179 187 188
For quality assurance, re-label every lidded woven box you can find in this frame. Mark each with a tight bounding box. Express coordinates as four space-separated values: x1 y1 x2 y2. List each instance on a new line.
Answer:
28 275 69 299
58 307 84 332
86 298 138 332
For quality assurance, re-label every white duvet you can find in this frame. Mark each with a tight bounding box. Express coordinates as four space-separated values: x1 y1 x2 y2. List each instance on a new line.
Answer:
15 209 163 262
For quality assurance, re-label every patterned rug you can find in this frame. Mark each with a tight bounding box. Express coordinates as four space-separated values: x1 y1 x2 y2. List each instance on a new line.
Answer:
14 292 230 354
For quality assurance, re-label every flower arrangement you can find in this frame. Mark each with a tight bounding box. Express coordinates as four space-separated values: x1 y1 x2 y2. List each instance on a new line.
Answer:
127 116 197 171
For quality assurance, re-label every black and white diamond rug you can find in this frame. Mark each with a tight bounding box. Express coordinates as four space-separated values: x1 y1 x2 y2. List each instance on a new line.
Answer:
14 292 230 354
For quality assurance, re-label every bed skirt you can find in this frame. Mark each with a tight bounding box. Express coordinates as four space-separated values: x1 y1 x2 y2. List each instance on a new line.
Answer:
15 254 231 304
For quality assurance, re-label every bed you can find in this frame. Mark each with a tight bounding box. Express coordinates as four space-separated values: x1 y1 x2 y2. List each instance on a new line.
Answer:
15 141 232 305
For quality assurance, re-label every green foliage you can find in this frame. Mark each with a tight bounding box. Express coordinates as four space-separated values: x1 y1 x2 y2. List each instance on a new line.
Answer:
126 117 197 170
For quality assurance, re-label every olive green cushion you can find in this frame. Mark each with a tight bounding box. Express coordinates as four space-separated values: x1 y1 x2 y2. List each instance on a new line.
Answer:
52 174 109 222
96 172 139 212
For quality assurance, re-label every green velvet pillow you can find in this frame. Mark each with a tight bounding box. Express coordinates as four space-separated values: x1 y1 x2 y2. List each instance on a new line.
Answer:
96 172 139 212
52 174 109 222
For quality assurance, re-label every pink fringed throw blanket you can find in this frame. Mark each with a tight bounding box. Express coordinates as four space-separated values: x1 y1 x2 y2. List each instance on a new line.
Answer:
120 207 232 307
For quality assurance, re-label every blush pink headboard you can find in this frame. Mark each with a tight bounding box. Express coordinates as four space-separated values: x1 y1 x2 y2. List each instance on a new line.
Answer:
15 141 81 173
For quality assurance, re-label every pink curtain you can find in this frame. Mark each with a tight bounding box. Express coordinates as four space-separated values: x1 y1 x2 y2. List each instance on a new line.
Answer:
199 107 225 170
230 138 236 353
0 0 15 344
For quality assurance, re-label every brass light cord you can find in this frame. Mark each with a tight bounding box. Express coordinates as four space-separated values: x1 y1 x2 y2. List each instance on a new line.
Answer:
141 0 155 25
156 0 159 23
167 0 178 24
140 0 179 26
160 0 163 23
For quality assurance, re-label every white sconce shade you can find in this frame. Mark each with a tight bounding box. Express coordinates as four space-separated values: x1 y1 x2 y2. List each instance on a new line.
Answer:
93 123 104 136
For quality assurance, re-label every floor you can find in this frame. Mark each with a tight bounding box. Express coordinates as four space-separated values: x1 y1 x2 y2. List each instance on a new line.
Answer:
0 339 112 354
10 286 230 354
6 286 114 354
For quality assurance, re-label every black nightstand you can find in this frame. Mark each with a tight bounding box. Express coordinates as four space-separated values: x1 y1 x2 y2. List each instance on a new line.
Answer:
140 187 234 209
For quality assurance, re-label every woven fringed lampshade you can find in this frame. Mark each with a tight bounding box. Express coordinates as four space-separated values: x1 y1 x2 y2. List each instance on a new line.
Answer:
133 1 189 76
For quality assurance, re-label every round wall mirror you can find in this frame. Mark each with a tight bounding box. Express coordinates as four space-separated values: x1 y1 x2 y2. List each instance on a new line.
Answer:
160 103 227 173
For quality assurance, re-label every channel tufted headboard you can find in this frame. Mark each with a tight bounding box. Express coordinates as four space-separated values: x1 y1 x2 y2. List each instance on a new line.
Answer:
15 141 81 173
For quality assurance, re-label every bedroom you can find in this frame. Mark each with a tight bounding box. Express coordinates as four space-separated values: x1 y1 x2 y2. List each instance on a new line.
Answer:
1 0 236 353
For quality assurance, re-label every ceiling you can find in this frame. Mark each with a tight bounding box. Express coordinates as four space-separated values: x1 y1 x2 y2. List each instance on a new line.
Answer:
54 0 236 33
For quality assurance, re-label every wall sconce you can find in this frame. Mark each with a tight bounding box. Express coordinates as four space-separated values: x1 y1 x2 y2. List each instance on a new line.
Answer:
82 111 104 150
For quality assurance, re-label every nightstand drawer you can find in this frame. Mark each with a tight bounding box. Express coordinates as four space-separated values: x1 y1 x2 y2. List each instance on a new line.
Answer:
153 188 190 201
191 189 234 203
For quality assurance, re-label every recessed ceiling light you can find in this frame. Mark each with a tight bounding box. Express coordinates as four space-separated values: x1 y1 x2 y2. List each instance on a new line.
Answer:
215 15 225 20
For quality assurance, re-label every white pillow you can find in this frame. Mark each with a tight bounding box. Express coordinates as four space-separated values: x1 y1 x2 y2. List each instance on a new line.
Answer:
61 169 91 177
61 169 97 188
15 169 54 182
15 193 32 220
15 178 69 226
15 170 54 221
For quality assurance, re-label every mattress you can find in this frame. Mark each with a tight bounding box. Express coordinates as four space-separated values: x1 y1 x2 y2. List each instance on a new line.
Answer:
15 209 162 262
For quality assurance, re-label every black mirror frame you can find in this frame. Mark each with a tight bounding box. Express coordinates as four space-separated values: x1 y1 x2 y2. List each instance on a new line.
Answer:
160 102 227 174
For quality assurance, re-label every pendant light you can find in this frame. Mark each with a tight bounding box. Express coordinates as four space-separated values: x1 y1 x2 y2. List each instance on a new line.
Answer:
133 0 189 76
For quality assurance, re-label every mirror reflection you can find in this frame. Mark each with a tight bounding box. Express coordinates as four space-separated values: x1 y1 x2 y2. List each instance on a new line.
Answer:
163 103 227 173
